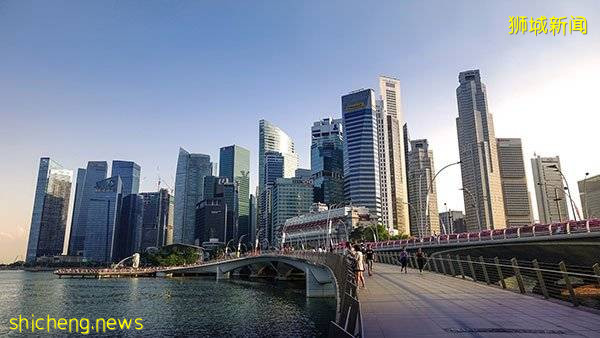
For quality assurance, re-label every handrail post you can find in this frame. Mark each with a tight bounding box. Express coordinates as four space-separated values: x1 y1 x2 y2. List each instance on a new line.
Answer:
467 255 477 282
457 255 465 279
532 259 549 299
447 254 456 276
511 258 526 294
440 256 447 275
479 256 490 285
593 263 600 287
432 256 439 273
495 257 506 289
566 222 571 234
559 261 578 306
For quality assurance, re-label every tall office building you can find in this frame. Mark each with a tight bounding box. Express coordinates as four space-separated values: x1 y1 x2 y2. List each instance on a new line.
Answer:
295 168 312 180
26 158 73 263
407 140 440 237
439 210 467 234
139 189 174 250
311 118 345 205
271 177 313 245
259 151 285 246
456 70 506 231
173 148 212 244
203 176 238 244
497 138 533 226
111 160 141 196
220 145 250 244
83 176 122 262
342 89 381 221
379 76 410 234
579 174 600 219
249 193 257 245
68 161 108 256
113 194 143 261
375 100 393 229
531 155 569 223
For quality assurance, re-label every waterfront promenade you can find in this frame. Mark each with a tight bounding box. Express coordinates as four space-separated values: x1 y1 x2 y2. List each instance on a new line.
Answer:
359 263 600 337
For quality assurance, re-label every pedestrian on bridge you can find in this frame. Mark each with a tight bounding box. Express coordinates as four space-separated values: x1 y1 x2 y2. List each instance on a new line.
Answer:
365 244 375 276
416 248 426 274
399 247 408 274
354 244 366 288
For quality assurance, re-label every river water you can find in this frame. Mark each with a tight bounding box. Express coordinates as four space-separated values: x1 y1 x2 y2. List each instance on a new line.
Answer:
0 271 335 337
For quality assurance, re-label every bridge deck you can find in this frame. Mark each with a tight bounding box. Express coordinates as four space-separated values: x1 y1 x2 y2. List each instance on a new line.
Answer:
359 263 600 337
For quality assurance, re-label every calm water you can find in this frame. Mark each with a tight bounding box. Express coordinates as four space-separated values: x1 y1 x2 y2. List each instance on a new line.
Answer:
0 271 335 337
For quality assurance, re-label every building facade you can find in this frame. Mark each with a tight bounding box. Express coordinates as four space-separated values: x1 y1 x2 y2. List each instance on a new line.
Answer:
456 70 506 231
113 194 143 261
271 177 313 246
439 210 467 234
579 174 600 219
139 189 174 250
202 176 238 244
531 155 569 223
111 160 141 196
496 138 533 226
342 89 381 222
195 199 227 245
26 158 73 263
310 118 345 206
173 148 212 244
219 145 250 245
407 139 440 237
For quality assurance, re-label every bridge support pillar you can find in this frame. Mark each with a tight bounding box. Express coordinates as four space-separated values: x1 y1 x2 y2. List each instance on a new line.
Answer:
305 266 335 298
216 267 230 280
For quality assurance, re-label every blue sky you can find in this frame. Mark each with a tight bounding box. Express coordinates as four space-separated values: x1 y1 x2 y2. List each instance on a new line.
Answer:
1 0 599 262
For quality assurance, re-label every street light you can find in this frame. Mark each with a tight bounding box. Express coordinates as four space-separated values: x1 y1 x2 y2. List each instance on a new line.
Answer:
460 187 482 231
423 161 461 238
547 164 580 221
236 234 248 257
584 172 590 219
537 182 566 221
224 238 235 256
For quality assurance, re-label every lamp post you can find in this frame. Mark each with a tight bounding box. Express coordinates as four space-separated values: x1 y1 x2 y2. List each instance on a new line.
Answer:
224 238 235 257
584 172 590 219
367 224 378 242
423 161 461 238
537 182 566 222
237 234 248 258
547 164 579 221
460 187 482 232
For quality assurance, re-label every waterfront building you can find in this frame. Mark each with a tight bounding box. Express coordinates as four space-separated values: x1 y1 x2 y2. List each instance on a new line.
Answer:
202 176 238 244
259 151 285 247
496 138 533 226
111 160 140 196
139 189 174 250
407 139 440 237
26 158 73 263
83 176 122 262
219 145 250 245
173 148 212 244
378 76 410 234
579 174 600 219
113 194 143 261
310 118 344 205
283 206 372 248
531 155 569 223
375 99 393 230
195 199 227 245
271 177 313 246
342 89 381 222
68 161 108 256
456 70 506 231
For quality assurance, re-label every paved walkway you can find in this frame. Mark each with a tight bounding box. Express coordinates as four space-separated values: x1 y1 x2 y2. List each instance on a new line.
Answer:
358 263 600 337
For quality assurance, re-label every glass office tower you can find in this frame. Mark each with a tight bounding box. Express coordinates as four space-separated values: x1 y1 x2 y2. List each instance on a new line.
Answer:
219 145 250 245
111 160 141 196
311 118 344 205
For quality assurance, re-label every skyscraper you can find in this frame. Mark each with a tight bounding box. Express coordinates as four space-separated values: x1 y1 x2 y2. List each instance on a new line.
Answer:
456 70 506 231
497 138 533 226
138 189 174 249
111 160 141 196
379 76 410 234
26 158 73 263
407 140 439 237
173 148 212 244
219 145 250 244
83 176 122 262
68 161 108 256
271 177 313 245
113 194 143 261
342 89 381 221
311 118 344 205
579 174 600 219
375 100 393 229
531 155 569 223
202 176 238 244
260 151 285 245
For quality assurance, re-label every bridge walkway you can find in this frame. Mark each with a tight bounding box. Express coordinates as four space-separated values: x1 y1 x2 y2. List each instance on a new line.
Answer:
359 263 600 337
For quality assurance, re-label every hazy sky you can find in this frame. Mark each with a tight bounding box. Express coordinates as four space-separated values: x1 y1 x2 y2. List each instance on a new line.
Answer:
1 1 598 263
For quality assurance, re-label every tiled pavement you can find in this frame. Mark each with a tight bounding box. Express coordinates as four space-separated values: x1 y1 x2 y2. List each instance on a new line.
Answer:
358 263 600 337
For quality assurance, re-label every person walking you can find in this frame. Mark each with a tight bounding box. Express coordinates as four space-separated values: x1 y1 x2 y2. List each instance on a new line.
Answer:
354 244 366 288
416 248 426 274
365 244 375 276
399 247 408 274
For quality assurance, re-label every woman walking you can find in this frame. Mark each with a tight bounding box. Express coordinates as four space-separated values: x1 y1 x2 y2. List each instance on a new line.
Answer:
354 244 366 288
416 248 426 274
399 247 408 274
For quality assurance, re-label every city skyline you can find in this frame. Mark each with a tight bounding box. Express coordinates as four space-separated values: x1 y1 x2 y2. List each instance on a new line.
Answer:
2 1 599 262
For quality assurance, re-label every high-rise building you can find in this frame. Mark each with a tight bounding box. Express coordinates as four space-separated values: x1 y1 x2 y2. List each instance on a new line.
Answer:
439 210 467 234
342 89 381 221
310 118 345 205
111 160 141 196
173 148 212 244
579 174 600 219
271 177 313 245
260 151 285 245
195 199 227 245
496 138 533 226
26 158 73 263
375 100 393 229
258 120 298 247
139 189 174 251
219 145 250 245
407 140 440 237
68 161 108 256
531 155 569 223
379 76 410 234
295 168 312 180
113 194 143 261
202 176 238 244
83 176 122 262
249 193 257 245
456 70 506 231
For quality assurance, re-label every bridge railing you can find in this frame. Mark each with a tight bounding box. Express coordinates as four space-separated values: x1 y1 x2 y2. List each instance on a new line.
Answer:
377 252 600 310
365 219 600 250
285 251 363 338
